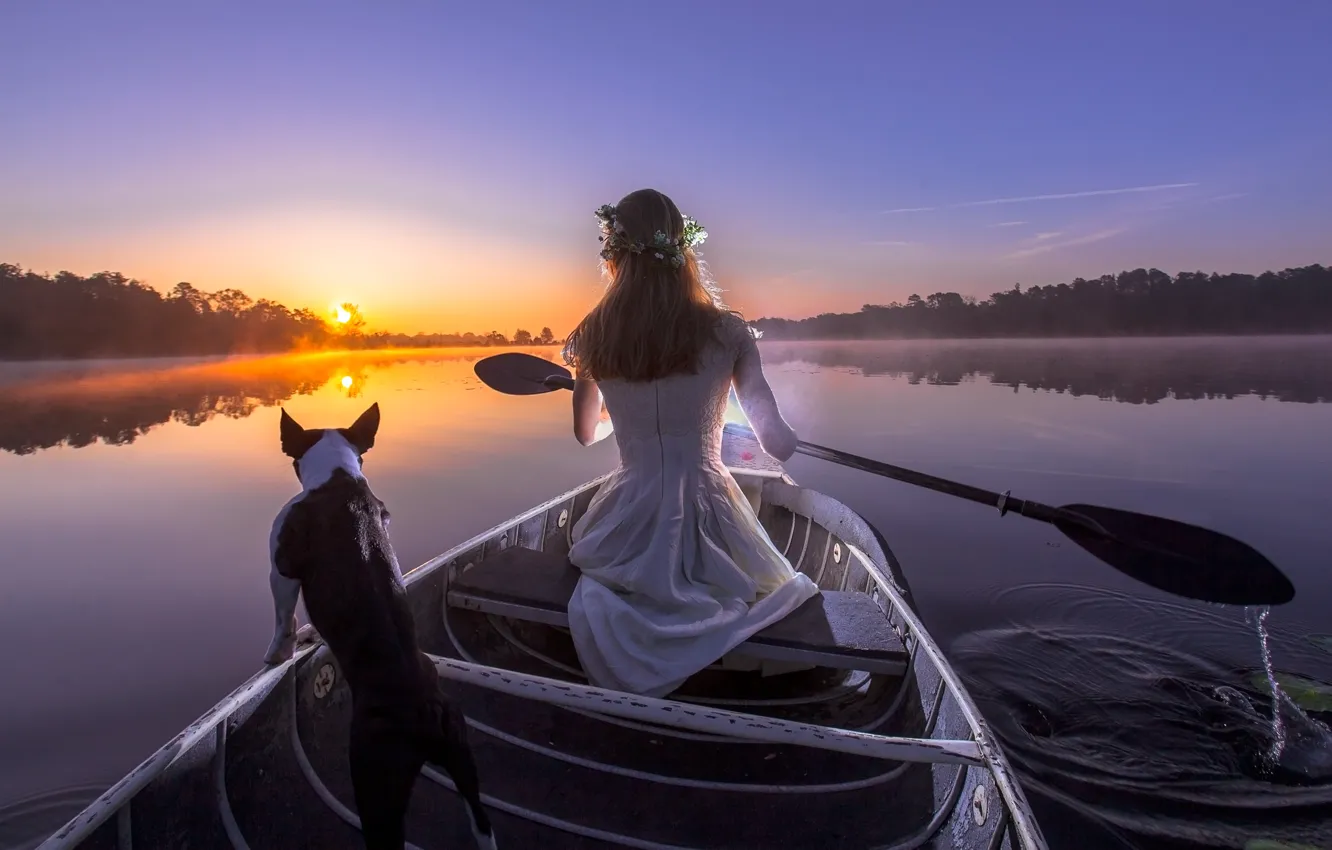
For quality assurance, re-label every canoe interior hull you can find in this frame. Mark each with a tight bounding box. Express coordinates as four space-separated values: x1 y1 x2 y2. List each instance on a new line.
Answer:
38 453 1043 849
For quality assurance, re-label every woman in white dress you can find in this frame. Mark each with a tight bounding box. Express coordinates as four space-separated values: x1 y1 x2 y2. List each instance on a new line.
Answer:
560 188 820 698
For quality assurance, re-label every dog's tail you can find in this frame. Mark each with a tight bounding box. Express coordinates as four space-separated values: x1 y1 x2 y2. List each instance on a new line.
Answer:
430 699 496 849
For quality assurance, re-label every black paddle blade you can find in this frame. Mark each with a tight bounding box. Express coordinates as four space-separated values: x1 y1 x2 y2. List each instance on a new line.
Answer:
474 352 573 395
1054 503 1295 606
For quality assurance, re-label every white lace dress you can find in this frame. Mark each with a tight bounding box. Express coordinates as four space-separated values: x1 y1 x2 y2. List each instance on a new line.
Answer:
566 313 821 697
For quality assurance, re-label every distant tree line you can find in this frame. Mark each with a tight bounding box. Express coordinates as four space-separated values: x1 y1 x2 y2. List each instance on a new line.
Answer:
7 262 1329 359
0 263 560 360
359 326 557 350
752 265 1332 339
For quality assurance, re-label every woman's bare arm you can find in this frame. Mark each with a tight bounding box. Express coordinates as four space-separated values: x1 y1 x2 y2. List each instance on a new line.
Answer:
732 326 798 461
572 372 614 446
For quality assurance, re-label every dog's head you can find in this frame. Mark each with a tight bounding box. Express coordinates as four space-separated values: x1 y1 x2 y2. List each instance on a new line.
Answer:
279 403 380 490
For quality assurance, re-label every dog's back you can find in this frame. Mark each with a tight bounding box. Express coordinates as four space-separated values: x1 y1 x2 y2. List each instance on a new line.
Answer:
267 404 496 850
274 468 427 702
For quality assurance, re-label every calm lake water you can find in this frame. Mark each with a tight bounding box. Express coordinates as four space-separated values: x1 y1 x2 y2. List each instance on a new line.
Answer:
2 337 1331 849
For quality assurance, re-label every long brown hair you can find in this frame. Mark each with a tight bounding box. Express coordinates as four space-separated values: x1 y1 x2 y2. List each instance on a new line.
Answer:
562 188 733 382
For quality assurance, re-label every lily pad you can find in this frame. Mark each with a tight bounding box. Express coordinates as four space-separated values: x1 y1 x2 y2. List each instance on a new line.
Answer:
1247 671 1332 713
1307 634 1332 655
1244 841 1326 850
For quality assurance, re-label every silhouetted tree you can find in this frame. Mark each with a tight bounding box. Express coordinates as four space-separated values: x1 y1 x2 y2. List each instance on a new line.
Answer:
513 328 534 345
0 264 567 359
337 302 367 333
538 327 555 345
753 265 1332 340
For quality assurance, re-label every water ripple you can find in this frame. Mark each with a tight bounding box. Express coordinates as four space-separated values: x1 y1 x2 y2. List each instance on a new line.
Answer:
951 586 1332 847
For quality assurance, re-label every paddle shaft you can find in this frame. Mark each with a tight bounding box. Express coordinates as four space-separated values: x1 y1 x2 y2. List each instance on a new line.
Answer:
473 352 1295 605
736 429 1291 606
791 437 1062 517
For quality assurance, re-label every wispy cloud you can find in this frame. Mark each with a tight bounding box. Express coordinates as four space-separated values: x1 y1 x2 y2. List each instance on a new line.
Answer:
958 183 1197 208
987 220 1027 228
1003 228 1125 259
1033 231 1063 240
1207 193 1248 203
880 182 1198 214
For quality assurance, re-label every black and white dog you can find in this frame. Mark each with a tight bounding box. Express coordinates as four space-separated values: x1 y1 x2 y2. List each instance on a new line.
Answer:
263 403 496 850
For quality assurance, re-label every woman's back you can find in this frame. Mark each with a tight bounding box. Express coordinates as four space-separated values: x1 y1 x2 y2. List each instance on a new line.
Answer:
595 312 796 470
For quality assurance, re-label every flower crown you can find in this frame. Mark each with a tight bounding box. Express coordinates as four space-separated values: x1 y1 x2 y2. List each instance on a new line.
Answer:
594 203 708 268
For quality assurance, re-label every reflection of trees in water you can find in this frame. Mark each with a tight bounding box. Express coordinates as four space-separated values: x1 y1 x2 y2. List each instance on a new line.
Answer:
16 339 1319 457
2 366 329 456
0 350 493 456
760 337 1332 405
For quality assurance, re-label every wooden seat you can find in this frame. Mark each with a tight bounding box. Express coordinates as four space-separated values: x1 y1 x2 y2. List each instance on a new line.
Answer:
446 546 909 676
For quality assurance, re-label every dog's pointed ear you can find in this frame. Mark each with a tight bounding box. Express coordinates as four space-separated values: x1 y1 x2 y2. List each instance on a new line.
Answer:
280 408 308 458
345 402 379 454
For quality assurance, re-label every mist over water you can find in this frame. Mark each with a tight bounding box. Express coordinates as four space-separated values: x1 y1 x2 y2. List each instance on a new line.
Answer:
1 337 1330 849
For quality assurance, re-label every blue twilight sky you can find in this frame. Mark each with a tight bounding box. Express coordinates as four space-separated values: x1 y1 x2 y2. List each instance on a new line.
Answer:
3 0 1330 333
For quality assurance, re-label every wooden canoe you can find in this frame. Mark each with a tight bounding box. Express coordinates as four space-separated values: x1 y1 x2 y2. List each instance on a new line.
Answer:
36 424 1047 849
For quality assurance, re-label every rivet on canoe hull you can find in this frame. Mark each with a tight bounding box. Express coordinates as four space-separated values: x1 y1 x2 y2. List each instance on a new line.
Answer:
313 664 336 699
971 783 989 826
832 543 842 564
558 509 569 529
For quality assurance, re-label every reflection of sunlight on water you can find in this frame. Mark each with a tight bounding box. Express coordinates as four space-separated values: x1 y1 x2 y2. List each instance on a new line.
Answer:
0 347 558 457
337 371 366 398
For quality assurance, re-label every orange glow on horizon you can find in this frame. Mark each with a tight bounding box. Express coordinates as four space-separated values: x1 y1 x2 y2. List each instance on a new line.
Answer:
9 204 605 336
5 201 864 336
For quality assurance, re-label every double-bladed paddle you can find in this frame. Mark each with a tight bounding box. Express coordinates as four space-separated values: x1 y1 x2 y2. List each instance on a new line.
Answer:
472 351 1295 607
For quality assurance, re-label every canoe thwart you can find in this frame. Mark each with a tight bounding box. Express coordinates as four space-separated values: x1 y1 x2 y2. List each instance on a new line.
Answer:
447 545 910 676
428 653 981 765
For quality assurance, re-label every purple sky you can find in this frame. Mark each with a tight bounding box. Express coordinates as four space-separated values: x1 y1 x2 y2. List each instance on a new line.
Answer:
3 0 1329 333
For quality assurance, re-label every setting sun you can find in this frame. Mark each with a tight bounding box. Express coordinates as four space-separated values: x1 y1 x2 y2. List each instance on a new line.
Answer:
333 305 352 324
340 375 353 388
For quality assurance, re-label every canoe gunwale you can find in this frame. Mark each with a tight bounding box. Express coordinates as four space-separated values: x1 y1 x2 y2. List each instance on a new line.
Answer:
34 430 1049 850
403 470 615 590
849 538 1043 849
758 479 1046 849
405 459 1046 848
34 635 320 850
400 465 1046 847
